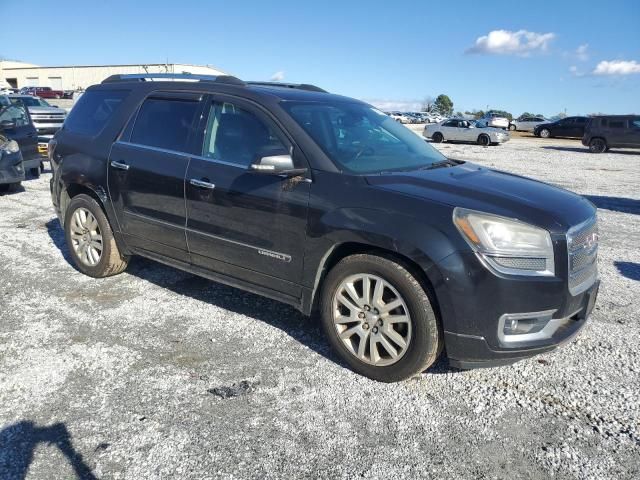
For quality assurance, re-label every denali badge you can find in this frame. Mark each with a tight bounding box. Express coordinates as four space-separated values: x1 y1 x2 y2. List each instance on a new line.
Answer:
257 249 291 263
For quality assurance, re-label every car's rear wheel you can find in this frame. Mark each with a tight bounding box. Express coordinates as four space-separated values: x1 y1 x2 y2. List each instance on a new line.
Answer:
320 254 441 382
432 132 444 143
477 134 491 146
539 128 551 138
509 124 516 131
64 194 129 277
589 138 607 153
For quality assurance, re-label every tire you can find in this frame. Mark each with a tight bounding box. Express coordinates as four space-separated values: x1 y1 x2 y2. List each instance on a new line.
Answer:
320 254 441 382
589 137 607 153
64 194 129 277
432 132 444 143
539 128 551 138
0 182 20 193
55 94 61 99
509 124 516 131
30 166 40 178
477 134 490 146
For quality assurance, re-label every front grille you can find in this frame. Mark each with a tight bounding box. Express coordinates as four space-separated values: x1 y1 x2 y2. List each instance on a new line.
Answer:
567 217 598 295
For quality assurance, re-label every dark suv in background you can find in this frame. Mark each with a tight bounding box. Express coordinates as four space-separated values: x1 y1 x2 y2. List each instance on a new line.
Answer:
49 74 599 382
534 116 589 139
582 115 640 153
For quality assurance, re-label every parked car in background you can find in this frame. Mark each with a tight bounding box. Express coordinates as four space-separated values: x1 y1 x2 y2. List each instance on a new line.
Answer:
582 115 640 153
20 86 65 99
424 119 510 146
0 126 25 192
387 111 412 124
9 95 67 134
510 116 547 132
476 112 509 129
534 116 589 139
0 95 41 176
49 73 598 382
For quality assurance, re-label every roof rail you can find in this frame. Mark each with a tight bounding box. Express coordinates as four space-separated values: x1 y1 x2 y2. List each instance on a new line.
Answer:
101 73 246 86
246 81 327 93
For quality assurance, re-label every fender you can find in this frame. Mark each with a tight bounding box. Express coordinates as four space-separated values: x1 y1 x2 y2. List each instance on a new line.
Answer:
301 206 466 322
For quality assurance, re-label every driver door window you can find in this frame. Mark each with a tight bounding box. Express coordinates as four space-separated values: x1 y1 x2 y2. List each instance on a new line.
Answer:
202 102 286 166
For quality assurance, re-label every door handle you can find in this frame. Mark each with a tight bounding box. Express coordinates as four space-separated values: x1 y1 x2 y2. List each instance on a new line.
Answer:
190 178 215 189
110 160 130 171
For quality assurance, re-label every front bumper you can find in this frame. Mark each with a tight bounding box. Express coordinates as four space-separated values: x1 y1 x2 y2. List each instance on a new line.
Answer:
431 250 599 369
0 151 26 184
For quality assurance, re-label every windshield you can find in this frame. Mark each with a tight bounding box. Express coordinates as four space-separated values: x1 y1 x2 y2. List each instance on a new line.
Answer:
283 102 447 174
13 96 50 107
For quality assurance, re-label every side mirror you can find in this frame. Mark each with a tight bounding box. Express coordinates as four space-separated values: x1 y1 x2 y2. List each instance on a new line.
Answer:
0 120 16 130
250 151 307 177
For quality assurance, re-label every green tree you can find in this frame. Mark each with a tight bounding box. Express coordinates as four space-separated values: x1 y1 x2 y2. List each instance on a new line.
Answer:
434 94 454 116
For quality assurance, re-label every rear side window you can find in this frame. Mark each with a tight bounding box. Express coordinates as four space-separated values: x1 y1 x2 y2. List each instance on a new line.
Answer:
608 120 625 128
631 118 640 129
131 98 200 152
64 89 129 136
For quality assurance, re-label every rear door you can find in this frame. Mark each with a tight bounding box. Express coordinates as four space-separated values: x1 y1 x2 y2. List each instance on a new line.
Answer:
108 92 204 262
573 117 588 138
628 117 640 146
184 95 310 298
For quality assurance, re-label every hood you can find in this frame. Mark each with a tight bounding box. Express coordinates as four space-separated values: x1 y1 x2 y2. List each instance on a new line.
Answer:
365 162 595 233
27 106 66 114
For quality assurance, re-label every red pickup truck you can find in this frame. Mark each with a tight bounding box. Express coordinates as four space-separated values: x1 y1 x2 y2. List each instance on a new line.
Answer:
20 86 64 99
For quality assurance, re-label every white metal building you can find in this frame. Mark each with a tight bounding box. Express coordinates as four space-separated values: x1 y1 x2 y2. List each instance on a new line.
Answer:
0 61 227 90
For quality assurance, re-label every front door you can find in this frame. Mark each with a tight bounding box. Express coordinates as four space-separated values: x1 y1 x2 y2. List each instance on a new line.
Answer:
108 92 203 262
185 96 310 298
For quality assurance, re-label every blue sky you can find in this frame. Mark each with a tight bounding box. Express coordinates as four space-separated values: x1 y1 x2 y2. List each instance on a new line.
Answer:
1 0 639 116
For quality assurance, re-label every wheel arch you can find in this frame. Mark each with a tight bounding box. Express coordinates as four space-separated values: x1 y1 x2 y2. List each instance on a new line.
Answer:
306 242 444 325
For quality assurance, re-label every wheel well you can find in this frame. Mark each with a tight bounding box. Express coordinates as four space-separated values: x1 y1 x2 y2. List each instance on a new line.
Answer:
311 242 441 321
61 183 107 222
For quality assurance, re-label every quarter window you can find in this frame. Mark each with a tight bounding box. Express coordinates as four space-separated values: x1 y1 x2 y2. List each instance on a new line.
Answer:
202 102 286 166
131 97 200 152
65 89 129 136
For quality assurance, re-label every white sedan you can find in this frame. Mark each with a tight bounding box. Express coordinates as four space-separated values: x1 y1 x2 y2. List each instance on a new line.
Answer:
423 119 510 146
476 112 509 129
510 116 547 132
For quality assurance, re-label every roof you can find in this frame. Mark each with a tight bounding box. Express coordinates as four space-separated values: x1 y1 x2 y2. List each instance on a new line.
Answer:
247 84 360 103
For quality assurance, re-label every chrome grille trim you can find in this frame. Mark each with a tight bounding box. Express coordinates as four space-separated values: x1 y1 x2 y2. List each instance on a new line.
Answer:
567 216 598 296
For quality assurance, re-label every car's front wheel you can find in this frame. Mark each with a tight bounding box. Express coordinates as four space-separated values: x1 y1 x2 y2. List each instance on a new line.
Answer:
64 194 129 277
477 134 491 146
589 138 607 153
509 124 517 131
539 128 551 138
320 254 441 382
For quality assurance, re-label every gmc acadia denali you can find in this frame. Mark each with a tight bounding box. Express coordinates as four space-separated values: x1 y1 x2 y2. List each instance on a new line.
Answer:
49 74 599 382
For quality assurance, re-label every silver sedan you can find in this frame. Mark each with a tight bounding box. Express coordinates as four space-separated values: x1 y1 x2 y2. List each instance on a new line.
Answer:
423 119 510 146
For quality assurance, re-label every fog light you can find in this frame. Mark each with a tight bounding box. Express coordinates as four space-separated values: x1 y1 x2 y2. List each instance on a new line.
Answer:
501 310 556 337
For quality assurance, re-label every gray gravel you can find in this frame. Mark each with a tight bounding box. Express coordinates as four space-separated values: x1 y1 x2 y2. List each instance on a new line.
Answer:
0 137 639 479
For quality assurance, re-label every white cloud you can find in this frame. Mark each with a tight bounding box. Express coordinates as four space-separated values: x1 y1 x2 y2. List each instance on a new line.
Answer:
592 60 640 76
270 71 285 81
466 29 555 56
575 44 589 61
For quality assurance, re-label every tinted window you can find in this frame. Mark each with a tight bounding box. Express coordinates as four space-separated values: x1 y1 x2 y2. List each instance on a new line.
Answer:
608 120 625 128
131 98 200 152
442 120 457 127
574 118 588 125
631 119 640 129
65 89 129 136
202 101 286 166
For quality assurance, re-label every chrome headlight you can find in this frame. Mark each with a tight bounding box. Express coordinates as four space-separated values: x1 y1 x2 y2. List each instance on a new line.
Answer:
453 207 555 276
1 140 20 155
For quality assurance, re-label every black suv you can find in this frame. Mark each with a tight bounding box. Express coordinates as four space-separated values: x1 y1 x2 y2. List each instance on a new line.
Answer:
49 74 599 382
534 116 590 139
582 115 640 153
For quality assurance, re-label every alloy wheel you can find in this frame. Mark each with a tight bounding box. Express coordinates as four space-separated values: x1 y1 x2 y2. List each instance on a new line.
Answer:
332 274 412 366
69 207 103 266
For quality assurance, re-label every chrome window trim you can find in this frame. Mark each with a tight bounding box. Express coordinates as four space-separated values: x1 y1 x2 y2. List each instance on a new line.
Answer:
114 141 247 169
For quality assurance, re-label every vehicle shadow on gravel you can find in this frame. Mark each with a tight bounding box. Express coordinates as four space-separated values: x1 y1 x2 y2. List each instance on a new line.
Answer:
0 420 97 479
541 145 640 155
614 261 640 281
583 195 640 215
45 218 460 377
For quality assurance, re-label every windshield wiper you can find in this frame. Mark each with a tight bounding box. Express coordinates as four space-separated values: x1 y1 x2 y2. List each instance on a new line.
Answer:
422 159 457 170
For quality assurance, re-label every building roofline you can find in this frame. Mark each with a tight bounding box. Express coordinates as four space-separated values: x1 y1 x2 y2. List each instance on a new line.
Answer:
2 63 227 73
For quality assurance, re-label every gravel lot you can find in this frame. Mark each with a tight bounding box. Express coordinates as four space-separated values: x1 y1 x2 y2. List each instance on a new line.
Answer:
1 136 639 479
